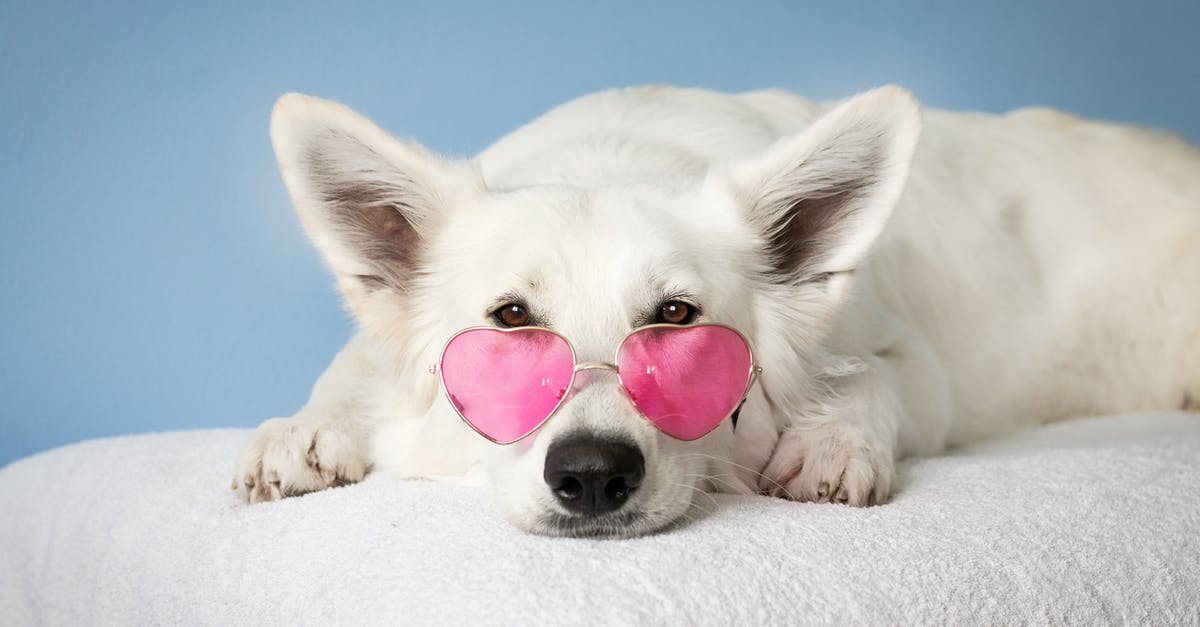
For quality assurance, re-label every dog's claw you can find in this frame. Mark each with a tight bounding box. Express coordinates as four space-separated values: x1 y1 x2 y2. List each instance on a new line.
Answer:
759 422 893 507
233 417 369 503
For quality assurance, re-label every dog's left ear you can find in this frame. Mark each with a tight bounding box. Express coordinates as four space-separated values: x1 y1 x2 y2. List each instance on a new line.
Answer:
718 85 921 284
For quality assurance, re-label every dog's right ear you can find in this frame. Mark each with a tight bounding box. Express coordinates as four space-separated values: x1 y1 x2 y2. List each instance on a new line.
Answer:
715 85 921 287
270 94 483 303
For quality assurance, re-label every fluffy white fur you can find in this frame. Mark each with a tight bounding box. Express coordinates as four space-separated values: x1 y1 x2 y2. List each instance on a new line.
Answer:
235 85 1200 537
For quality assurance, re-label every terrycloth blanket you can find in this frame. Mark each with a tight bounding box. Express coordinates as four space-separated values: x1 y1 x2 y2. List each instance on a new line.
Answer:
2 412 1198 625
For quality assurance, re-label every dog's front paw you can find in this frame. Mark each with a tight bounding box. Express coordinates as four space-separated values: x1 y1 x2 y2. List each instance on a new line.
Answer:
759 421 892 506
232 417 369 503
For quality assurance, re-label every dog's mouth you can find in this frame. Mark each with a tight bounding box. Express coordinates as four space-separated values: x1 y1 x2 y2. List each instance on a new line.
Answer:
524 479 706 539
534 510 652 539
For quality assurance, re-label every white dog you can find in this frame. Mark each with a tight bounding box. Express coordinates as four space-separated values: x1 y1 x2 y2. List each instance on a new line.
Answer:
234 85 1200 537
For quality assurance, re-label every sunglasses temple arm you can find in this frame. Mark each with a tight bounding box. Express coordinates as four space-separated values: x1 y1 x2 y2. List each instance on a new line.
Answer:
745 365 763 400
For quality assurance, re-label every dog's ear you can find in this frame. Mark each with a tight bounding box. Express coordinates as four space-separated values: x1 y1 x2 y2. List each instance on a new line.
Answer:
270 94 483 302
721 85 921 284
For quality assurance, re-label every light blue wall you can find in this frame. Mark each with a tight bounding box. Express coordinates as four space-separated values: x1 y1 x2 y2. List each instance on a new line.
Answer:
2 1 1198 465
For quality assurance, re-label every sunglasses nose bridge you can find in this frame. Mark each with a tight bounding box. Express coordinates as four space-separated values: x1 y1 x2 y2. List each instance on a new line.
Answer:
566 362 621 397
573 361 618 374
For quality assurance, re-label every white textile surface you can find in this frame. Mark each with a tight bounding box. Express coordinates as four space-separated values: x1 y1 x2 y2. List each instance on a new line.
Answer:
2 412 1198 625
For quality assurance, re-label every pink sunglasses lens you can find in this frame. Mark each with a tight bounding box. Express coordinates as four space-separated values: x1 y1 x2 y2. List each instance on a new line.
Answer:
439 328 575 443
617 325 753 440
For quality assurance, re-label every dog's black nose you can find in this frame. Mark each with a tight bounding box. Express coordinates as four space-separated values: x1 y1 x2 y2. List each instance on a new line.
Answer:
543 438 645 514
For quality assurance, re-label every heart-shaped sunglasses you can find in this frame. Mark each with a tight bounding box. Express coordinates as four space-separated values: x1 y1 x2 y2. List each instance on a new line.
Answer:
430 323 762 444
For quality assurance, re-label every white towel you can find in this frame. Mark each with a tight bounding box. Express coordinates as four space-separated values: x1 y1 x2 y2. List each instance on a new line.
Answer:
2 412 1198 625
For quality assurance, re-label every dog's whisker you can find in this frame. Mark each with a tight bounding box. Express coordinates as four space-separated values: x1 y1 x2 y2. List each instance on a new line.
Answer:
676 454 775 490
670 483 717 518
674 452 787 495
673 480 720 510
673 510 699 529
681 471 746 495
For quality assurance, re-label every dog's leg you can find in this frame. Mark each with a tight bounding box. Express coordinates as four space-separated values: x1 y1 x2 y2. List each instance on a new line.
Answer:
233 334 375 503
759 356 913 506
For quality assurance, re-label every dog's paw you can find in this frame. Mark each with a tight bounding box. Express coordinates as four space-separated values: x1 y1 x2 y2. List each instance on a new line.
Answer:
759 421 892 506
232 417 369 503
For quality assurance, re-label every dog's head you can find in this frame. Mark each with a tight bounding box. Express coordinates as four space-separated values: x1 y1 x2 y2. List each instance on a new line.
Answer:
269 87 919 537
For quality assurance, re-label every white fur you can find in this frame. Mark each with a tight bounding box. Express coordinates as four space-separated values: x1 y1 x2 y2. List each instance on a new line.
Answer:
235 85 1200 537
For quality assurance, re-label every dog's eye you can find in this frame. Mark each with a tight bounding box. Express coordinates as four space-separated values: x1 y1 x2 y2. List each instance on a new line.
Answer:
657 301 697 325
493 303 531 327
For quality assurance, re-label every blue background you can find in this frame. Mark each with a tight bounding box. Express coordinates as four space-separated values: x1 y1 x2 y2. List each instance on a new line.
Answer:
2 1 1198 466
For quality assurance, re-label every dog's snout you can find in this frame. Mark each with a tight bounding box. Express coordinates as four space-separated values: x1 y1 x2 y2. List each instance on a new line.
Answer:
543 438 645 514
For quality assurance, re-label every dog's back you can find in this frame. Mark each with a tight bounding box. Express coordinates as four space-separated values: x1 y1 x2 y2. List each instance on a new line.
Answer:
481 85 1200 446
877 104 1200 443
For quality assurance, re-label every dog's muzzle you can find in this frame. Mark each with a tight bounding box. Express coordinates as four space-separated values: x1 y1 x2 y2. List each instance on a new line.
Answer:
543 437 645 514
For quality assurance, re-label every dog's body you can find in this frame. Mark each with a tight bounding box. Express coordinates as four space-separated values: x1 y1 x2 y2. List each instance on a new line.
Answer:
236 85 1200 537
